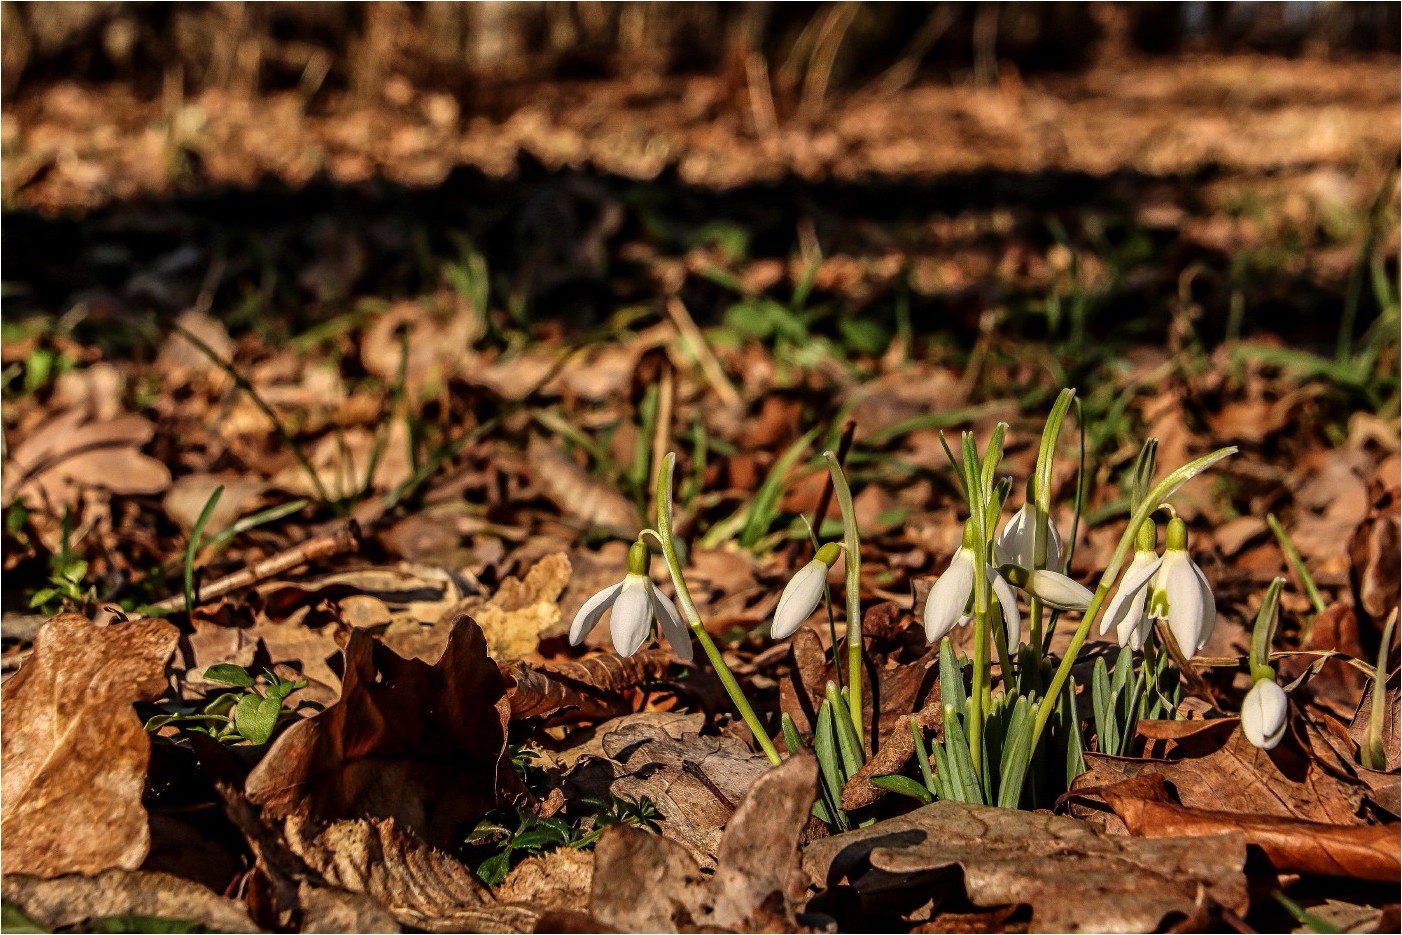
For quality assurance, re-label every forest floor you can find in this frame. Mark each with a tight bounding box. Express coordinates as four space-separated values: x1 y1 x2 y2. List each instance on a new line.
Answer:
1 53 1399 933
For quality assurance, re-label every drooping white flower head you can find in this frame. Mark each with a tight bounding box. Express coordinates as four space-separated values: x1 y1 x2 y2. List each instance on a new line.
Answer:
570 541 693 660
1240 678 1288 750
924 526 1022 653
1000 565 1094 612
1146 517 1216 654
771 542 843 639
1101 521 1162 650
996 501 1065 572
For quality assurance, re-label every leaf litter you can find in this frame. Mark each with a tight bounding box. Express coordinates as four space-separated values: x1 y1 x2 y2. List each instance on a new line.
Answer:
1 45 1399 935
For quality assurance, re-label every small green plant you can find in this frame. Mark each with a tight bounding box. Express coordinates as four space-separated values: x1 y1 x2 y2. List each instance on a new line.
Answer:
144 664 312 745
463 779 663 887
26 510 95 614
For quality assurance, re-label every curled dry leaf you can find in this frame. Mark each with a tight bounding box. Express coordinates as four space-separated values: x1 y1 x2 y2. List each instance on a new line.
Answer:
590 751 818 933
1 408 172 512
507 648 676 722
245 614 512 849
447 552 571 663
1079 772 1400 882
526 435 641 537
1 613 180 877
1 870 255 933
802 800 1249 933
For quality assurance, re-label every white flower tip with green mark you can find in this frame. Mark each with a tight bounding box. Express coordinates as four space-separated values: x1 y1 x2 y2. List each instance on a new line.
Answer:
1241 678 1288 750
771 558 830 639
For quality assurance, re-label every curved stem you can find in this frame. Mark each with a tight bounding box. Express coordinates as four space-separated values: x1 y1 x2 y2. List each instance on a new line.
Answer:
656 454 782 765
824 451 865 748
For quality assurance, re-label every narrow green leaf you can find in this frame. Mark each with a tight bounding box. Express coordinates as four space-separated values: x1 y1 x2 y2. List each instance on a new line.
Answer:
183 485 224 616
909 718 937 794
826 682 865 781
870 774 933 804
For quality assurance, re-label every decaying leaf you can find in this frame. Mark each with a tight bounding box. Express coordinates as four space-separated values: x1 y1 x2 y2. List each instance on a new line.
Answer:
284 814 495 932
803 800 1248 933
245 614 512 849
1078 772 1399 882
1 614 180 877
563 712 772 868
1349 670 1400 773
590 751 818 933
1 408 172 512
1 870 255 933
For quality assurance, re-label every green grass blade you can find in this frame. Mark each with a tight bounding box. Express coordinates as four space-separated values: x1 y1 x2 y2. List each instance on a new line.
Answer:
183 485 224 616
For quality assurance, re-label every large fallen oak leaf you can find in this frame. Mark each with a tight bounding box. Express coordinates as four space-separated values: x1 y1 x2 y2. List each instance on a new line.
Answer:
802 800 1248 934
590 751 818 933
1085 717 1367 824
245 613 512 849
1081 773 1400 882
1 613 180 877
506 648 677 722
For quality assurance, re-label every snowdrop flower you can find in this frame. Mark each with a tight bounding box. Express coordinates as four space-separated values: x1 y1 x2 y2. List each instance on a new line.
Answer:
998 563 1093 611
924 525 1021 652
996 500 1065 571
1240 678 1288 750
1146 516 1216 654
1101 521 1162 650
570 541 692 661
771 542 843 639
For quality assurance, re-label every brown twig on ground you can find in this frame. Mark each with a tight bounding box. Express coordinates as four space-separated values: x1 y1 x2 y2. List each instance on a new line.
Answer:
665 297 743 410
146 521 362 613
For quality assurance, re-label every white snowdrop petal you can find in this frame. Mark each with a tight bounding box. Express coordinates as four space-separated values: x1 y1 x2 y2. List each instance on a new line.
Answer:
610 577 654 657
569 581 624 645
1102 553 1162 638
925 550 975 643
989 568 1022 654
1241 679 1289 750
1189 559 1217 650
1024 569 1093 611
1161 554 1207 655
650 582 693 662
771 560 829 639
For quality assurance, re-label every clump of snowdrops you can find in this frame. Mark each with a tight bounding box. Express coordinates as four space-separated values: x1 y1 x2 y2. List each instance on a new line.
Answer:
570 387 1329 822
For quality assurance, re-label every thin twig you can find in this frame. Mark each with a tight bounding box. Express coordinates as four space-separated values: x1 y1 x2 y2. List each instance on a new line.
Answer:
147 521 361 612
665 297 743 410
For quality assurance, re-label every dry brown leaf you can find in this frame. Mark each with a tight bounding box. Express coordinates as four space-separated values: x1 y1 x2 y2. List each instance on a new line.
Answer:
245 614 512 849
1349 670 1400 773
526 435 641 537
1083 772 1400 882
563 712 772 869
498 847 594 912
156 308 235 388
590 751 817 933
360 298 483 400
1080 719 1368 825
1 614 180 877
1 870 255 933
507 649 676 722
2 408 172 512
802 800 1248 933
270 422 413 500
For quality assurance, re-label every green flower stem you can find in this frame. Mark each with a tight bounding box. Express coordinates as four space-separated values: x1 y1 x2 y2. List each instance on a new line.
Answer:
824 452 865 748
1028 446 1237 750
654 454 782 766
1029 389 1076 660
